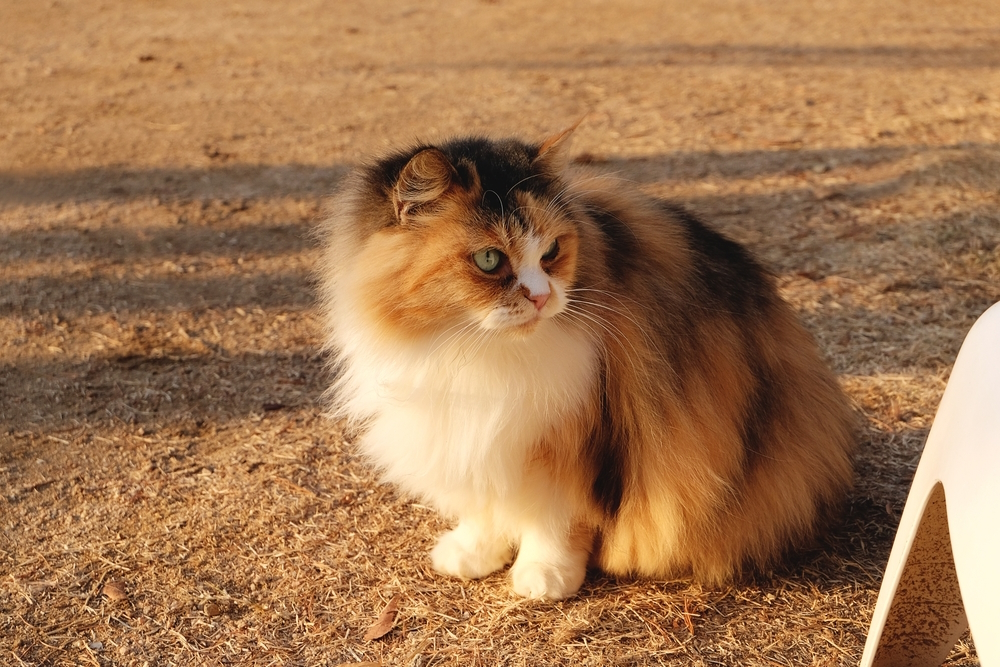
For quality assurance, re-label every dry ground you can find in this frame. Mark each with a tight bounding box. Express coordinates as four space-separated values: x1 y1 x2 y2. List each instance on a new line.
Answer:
2 1 1000 665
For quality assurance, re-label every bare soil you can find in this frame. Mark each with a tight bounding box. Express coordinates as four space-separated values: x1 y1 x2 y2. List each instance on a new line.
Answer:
2 1 999 665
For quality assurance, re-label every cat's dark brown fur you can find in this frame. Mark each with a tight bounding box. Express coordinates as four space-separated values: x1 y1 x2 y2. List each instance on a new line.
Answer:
317 129 856 599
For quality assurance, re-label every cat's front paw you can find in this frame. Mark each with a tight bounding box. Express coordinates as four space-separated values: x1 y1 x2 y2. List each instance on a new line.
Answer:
430 529 512 580
509 559 586 600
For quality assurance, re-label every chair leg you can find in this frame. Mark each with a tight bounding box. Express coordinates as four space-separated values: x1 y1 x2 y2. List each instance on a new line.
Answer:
870 483 969 667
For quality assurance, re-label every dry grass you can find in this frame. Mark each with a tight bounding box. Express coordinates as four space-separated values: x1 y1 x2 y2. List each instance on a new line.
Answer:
3 0 1000 664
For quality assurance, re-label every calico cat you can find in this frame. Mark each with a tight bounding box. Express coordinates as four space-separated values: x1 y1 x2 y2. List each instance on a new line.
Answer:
317 128 855 600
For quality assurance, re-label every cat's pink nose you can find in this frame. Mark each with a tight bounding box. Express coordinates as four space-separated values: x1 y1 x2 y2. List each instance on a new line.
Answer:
528 292 549 311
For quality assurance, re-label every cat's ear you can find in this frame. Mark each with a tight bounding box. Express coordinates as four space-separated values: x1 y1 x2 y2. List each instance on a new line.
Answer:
393 148 459 221
532 121 582 175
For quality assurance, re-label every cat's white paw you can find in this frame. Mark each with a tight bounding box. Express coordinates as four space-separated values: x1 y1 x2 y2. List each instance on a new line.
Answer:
509 558 586 600
430 528 512 580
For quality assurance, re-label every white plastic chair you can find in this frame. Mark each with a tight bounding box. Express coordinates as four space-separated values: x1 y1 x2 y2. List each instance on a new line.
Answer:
861 301 1000 666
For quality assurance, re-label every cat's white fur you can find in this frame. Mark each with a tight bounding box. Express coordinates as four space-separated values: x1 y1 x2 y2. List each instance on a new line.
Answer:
328 231 597 599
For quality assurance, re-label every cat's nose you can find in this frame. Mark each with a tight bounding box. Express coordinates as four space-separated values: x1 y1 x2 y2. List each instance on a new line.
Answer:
528 292 549 311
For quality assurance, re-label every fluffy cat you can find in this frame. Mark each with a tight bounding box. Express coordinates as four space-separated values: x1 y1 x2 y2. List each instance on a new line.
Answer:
317 128 856 600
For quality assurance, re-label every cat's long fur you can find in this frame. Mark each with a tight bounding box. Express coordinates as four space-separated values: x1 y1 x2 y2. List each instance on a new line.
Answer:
317 130 856 599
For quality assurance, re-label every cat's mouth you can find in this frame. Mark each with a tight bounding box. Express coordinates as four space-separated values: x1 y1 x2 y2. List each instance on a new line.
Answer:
479 309 545 337
512 316 542 333
504 307 558 337
481 294 564 335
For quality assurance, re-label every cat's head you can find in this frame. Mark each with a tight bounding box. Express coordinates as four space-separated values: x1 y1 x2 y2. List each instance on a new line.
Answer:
344 130 583 340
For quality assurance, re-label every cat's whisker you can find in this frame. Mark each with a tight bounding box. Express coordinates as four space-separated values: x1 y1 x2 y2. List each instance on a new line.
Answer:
561 304 644 376
575 286 740 319
559 309 611 348
460 325 500 370
564 294 656 351
547 172 637 209
564 310 636 363
566 287 645 312
548 173 622 205
428 319 481 358
505 173 544 198
557 311 602 348
560 309 645 383
449 325 485 369
545 186 601 216
569 282 701 331
563 296 647 348
564 293 641 325
542 179 625 218
482 189 504 219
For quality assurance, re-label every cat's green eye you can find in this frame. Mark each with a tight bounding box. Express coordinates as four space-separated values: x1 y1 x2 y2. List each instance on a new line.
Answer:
473 247 505 273
542 239 559 261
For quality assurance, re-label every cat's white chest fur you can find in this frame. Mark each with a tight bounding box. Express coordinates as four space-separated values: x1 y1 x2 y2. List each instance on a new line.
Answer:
334 318 597 518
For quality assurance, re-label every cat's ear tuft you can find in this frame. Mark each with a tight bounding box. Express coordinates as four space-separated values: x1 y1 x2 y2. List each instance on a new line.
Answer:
533 120 582 175
393 148 458 220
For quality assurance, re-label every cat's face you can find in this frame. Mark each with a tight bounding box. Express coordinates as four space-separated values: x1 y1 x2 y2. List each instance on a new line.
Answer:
459 190 579 333
348 141 580 340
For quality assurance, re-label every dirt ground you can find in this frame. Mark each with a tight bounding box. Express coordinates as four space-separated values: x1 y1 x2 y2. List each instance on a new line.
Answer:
2 0 999 665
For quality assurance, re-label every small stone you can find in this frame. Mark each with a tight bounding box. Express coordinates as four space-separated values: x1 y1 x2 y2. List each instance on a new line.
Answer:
205 602 222 617
102 580 128 602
